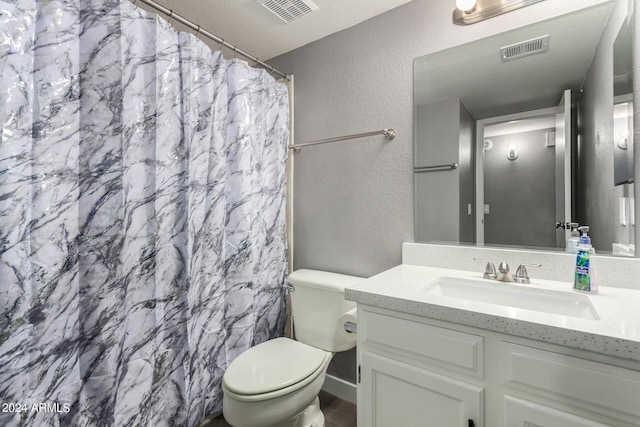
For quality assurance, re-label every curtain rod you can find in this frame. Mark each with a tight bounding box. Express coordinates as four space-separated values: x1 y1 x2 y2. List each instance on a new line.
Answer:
134 0 289 80
289 129 397 153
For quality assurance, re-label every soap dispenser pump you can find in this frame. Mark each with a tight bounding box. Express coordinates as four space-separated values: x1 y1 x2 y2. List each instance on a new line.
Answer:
573 226 597 293
566 223 580 253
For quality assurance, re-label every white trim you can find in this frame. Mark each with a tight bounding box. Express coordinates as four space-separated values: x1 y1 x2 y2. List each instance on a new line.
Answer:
283 75 295 339
322 374 357 405
284 75 294 275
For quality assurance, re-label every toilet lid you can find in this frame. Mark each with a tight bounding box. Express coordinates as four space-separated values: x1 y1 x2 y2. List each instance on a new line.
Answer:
223 337 328 395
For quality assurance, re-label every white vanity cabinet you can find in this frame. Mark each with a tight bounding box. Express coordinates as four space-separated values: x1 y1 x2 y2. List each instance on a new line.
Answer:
503 396 611 427
357 307 484 426
359 353 483 426
357 306 640 427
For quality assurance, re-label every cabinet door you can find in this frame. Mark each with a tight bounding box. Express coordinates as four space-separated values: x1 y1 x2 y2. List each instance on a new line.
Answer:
359 352 483 427
504 395 610 427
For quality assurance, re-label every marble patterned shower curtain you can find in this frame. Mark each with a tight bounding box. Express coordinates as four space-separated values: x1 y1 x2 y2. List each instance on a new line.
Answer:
0 1 289 426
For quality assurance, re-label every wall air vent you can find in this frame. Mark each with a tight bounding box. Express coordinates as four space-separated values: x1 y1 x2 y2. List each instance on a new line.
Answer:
257 0 319 23
500 35 550 62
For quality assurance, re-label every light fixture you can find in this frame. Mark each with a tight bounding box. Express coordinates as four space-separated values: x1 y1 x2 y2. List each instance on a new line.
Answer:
453 0 545 25
456 0 477 12
507 145 519 161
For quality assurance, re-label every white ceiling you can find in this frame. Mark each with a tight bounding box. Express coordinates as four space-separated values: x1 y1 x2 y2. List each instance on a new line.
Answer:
484 116 556 138
137 0 414 60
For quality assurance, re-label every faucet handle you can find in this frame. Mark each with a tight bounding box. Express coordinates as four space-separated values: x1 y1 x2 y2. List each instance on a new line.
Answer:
474 257 497 279
514 263 542 284
497 262 514 282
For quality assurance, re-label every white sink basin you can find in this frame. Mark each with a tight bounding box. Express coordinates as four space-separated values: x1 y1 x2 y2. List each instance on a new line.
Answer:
423 276 599 320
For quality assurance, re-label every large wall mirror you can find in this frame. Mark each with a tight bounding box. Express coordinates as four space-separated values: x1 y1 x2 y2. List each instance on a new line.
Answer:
414 0 636 256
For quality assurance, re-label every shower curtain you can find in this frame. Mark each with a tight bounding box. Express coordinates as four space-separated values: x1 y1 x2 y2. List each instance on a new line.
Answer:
0 0 289 426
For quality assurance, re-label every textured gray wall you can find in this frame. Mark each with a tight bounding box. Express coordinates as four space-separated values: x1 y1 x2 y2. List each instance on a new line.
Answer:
635 0 640 252
414 100 475 243
459 102 476 244
415 100 460 242
269 0 610 385
580 0 632 251
270 0 605 278
484 129 556 248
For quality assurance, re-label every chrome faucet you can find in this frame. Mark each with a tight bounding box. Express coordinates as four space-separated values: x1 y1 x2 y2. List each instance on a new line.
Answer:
474 258 496 279
514 263 542 284
475 258 542 283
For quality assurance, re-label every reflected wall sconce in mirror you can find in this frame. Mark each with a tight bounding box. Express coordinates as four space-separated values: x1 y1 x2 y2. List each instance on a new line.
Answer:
617 135 629 150
453 0 545 25
506 145 519 161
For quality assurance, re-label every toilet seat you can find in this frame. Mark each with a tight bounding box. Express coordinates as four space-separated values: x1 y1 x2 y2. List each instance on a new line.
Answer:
223 338 331 401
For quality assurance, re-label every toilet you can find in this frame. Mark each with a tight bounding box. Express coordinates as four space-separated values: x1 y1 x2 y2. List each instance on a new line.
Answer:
222 269 361 427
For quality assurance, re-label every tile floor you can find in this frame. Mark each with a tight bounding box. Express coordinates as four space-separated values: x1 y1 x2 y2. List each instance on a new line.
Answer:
200 390 356 427
319 390 357 427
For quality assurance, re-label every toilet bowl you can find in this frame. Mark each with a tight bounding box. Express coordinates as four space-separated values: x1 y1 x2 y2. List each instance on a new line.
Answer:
222 338 332 427
222 269 362 427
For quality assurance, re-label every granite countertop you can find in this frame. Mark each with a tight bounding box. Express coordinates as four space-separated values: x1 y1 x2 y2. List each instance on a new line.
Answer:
345 264 640 362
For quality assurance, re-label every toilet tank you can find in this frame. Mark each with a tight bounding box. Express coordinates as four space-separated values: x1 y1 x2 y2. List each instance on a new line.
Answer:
289 269 362 352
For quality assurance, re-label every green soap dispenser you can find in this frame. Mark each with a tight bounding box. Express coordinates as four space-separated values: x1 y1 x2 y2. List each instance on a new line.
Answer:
573 226 597 293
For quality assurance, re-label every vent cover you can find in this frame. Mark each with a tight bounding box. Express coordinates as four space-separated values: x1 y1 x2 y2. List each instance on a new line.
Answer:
258 0 319 23
500 35 550 62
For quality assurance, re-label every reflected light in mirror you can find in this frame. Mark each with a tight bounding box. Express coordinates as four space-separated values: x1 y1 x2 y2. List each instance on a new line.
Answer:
506 145 519 161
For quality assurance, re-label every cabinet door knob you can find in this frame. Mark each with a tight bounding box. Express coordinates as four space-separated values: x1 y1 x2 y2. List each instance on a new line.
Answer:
468 420 475 427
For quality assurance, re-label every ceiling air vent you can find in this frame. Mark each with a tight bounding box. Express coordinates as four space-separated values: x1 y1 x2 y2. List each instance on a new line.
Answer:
500 35 550 62
257 0 319 23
